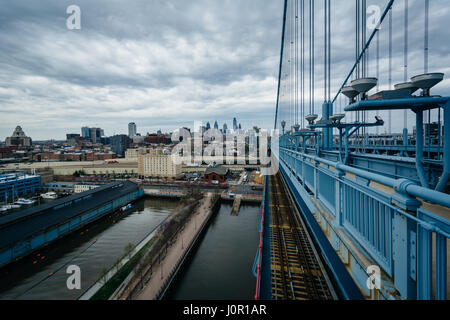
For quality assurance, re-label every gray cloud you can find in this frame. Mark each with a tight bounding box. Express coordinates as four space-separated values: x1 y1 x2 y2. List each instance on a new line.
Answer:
0 0 449 140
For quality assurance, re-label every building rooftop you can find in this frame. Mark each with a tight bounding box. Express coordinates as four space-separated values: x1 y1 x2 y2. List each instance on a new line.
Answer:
205 165 229 176
0 173 40 184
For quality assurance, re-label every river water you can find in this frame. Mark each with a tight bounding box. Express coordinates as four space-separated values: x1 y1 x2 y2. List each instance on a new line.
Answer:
165 203 260 300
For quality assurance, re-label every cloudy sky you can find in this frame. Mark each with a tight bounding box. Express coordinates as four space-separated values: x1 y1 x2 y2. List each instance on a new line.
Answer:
0 0 449 141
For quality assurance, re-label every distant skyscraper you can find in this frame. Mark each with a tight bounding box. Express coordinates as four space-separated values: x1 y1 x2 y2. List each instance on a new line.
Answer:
128 122 137 137
238 123 242 130
81 127 90 139
233 117 238 131
81 126 103 143
206 122 211 130
223 123 228 134
110 135 131 157
214 121 219 130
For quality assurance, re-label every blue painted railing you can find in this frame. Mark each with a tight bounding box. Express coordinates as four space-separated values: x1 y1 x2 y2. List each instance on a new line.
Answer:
277 146 450 300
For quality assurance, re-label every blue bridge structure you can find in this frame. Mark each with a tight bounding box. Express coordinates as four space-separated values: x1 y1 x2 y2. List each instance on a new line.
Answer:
254 0 450 300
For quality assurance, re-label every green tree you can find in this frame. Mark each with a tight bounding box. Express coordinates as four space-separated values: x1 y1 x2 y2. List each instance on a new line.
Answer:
124 243 135 259
99 267 109 284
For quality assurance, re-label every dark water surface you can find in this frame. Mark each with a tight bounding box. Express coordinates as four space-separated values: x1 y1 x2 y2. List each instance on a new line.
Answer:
166 203 260 300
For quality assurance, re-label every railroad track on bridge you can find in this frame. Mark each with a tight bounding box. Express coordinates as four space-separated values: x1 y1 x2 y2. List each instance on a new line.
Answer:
269 172 336 300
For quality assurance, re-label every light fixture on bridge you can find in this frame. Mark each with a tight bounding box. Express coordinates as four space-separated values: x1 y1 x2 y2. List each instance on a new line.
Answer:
329 113 346 124
342 86 359 104
305 114 318 125
351 77 378 100
410 72 444 96
394 82 419 95
281 120 286 134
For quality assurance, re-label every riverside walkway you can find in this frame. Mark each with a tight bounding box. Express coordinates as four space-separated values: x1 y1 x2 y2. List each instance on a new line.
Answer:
131 193 215 300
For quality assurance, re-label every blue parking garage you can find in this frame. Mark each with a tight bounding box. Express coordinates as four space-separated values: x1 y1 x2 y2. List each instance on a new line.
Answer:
0 173 41 202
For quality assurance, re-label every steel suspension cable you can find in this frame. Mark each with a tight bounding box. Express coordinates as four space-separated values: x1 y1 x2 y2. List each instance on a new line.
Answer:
324 0 327 102
403 0 408 130
301 0 305 127
328 0 331 103
388 7 392 134
296 0 299 125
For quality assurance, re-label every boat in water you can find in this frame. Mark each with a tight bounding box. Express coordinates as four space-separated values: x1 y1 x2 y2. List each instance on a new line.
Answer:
41 192 58 200
15 198 36 205
120 203 134 213
0 203 21 212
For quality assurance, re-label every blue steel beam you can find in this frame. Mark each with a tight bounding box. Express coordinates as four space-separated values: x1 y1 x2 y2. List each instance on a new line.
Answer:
344 96 449 112
435 101 450 191
274 0 288 130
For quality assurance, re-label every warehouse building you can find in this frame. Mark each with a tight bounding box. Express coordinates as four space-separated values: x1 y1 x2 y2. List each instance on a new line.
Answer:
0 173 41 202
0 181 143 268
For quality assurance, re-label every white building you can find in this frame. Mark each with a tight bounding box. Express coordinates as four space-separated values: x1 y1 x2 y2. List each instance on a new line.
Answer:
138 151 181 178
74 184 100 193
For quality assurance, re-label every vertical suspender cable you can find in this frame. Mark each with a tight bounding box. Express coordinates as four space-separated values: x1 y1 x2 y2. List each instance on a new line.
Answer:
301 0 305 127
424 0 430 142
309 0 313 115
424 0 429 74
309 0 311 115
404 0 408 130
356 0 358 78
311 0 315 115
324 0 327 102
295 0 299 125
362 0 366 78
388 7 392 134
376 31 380 135
362 0 366 137
356 0 359 79
328 0 331 103
291 0 294 128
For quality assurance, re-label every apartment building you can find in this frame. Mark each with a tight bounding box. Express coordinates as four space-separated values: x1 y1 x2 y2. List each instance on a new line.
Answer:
137 151 181 178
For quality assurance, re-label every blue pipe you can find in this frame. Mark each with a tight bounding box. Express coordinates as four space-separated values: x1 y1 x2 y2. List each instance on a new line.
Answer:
435 103 450 191
415 111 429 188
344 96 450 112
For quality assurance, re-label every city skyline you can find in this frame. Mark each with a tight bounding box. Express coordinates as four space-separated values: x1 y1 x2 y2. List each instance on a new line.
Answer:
2 116 251 142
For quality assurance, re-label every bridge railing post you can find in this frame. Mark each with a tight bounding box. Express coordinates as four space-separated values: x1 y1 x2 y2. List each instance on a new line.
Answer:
391 179 422 299
335 167 345 226
313 159 319 196
417 209 450 300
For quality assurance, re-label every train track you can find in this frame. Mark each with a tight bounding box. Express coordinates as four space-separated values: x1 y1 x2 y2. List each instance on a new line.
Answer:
270 172 335 300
